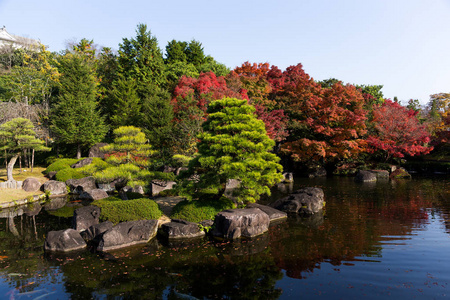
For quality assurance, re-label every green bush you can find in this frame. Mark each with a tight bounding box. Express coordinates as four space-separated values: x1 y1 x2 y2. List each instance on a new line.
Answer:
55 168 85 181
78 157 112 176
170 196 235 223
45 158 80 174
92 198 162 224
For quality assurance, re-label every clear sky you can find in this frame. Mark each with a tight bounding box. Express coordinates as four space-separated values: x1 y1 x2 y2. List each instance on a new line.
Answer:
1 0 449 105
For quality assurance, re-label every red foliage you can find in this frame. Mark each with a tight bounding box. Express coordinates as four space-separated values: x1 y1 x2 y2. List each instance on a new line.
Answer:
269 64 367 162
366 100 433 159
254 105 288 142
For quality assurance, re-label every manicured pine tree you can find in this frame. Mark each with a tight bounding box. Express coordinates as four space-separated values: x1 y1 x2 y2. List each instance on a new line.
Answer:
181 97 283 204
0 118 50 181
51 52 107 159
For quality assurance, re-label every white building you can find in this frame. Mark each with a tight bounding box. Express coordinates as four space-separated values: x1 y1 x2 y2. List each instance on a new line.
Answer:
0 26 40 50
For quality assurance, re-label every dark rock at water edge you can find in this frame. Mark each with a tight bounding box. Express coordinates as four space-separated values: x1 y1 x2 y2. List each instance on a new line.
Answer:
44 197 68 211
66 176 97 194
46 171 57 180
390 168 412 179
271 187 325 215
97 220 159 251
71 158 93 169
308 167 327 178
79 189 109 201
81 221 114 242
160 219 205 239
42 180 67 195
44 229 87 252
354 170 377 182
246 203 287 222
89 143 108 159
282 172 294 183
212 208 270 239
22 177 41 192
24 203 42 216
73 205 101 231
370 170 390 179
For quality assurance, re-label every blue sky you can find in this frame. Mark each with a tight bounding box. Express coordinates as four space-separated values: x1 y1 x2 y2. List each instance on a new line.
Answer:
1 0 449 105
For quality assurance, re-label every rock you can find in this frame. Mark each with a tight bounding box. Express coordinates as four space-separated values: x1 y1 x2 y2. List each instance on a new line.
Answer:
73 206 101 231
97 182 116 192
71 158 93 169
282 172 294 183
150 180 176 196
371 170 390 179
271 187 325 215
81 221 114 242
212 208 270 239
390 168 412 179
246 203 287 222
308 167 327 178
159 219 205 239
120 185 145 195
355 170 377 182
22 177 41 192
44 229 87 252
42 180 67 195
66 176 97 194
97 220 159 251
88 143 108 159
47 171 57 180
79 189 109 201
225 179 240 189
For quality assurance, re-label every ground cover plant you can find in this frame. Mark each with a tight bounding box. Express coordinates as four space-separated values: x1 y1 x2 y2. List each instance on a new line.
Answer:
170 196 235 223
92 196 162 224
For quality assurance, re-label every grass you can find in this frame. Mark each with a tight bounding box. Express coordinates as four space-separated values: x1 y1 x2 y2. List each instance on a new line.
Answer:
0 166 47 204
170 196 235 223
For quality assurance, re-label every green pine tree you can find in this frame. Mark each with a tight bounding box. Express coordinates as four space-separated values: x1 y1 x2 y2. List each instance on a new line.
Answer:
51 53 107 158
180 97 283 204
0 118 50 181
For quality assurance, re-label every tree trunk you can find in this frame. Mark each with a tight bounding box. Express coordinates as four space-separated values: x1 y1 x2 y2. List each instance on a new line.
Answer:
77 144 82 159
31 149 35 172
7 154 19 182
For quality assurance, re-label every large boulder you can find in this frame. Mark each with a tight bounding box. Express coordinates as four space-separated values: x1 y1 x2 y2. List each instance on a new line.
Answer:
150 180 176 196
66 176 97 194
271 187 325 215
355 170 377 182
246 203 287 222
97 220 159 251
22 177 41 192
42 180 67 195
212 208 270 239
120 185 145 195
46 171 57 180
282 172 294 183
88 143 108 159
371 170 390 180
79 189 109 201
159 219 205 239
81 221 114 242
73 206 101 231
71 158 93 169
44 229 87 252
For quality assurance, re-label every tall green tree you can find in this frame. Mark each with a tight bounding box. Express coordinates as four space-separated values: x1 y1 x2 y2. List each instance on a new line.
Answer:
51 52 107 158
180 98 283 204
0 118 50 181
118 23 166 97
109 76 142 128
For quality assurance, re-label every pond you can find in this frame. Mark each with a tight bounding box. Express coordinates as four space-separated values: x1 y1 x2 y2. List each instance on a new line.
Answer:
0 175 449 299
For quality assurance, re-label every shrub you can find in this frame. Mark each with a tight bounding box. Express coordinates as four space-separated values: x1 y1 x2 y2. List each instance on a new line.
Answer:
78 157 112 176
45 158 80 174
92 197 162 224
170 196 235 223
55 168 85 181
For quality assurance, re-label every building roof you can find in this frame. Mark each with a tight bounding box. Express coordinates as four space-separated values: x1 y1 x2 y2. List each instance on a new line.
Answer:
0 26 40 49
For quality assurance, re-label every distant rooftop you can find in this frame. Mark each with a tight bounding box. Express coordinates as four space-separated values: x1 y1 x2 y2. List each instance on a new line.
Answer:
0 26 40 49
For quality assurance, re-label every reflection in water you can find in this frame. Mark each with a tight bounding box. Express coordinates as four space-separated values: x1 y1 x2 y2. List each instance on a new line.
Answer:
0 175 448 299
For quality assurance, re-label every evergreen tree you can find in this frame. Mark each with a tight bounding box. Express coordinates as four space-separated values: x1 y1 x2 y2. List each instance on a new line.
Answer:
109 75 142 128
118 23 166 97
51 53 107 158
180 98 283 204
0 118 50 181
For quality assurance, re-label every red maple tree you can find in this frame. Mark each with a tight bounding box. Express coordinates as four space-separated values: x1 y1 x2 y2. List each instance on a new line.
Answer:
366 100 433 160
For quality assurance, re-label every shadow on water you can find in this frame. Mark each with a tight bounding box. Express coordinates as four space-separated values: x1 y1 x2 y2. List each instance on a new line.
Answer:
0 175 448 299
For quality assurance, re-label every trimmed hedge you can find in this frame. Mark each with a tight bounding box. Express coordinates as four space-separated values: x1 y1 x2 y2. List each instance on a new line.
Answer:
170 197 235 223
92 197 162 224
55 168 85 182
45 158 80 174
